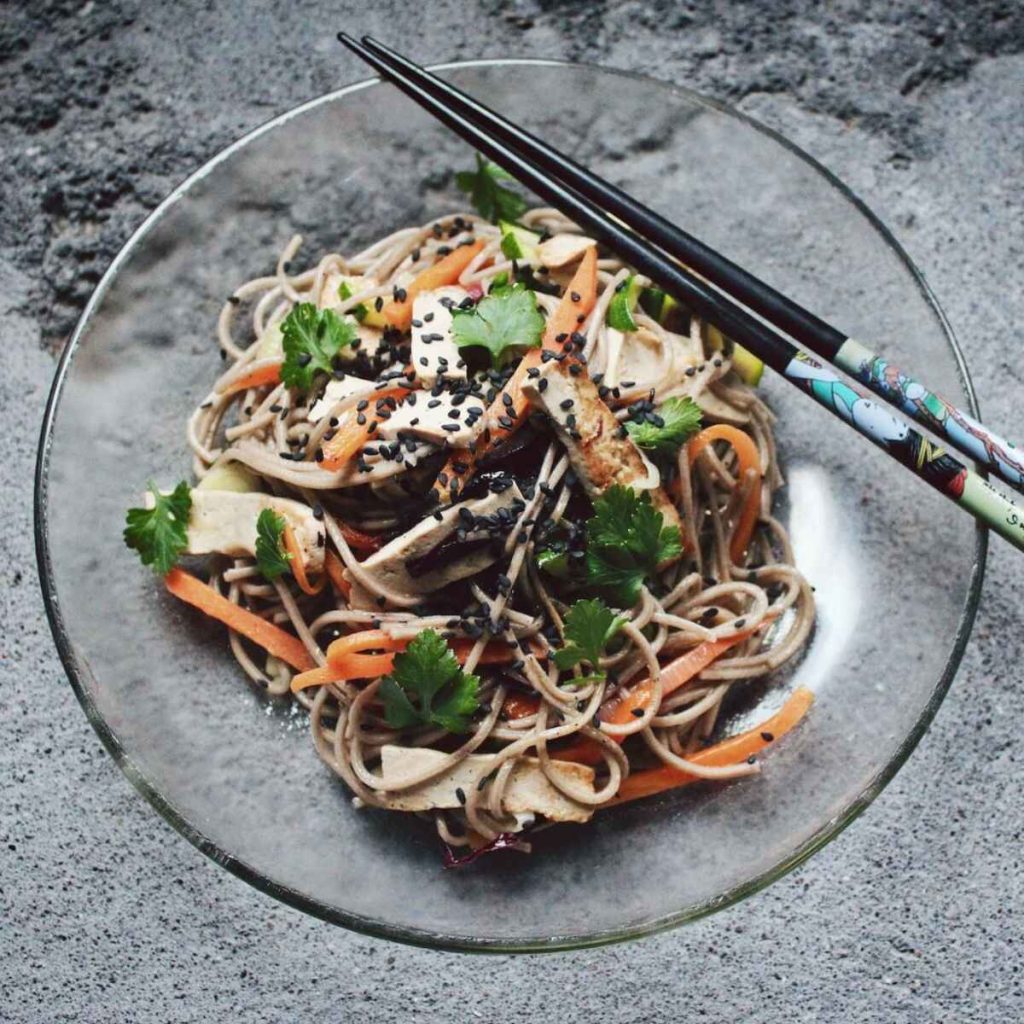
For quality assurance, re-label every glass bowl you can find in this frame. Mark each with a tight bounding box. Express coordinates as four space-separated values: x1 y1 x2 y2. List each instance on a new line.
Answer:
35 59 985 952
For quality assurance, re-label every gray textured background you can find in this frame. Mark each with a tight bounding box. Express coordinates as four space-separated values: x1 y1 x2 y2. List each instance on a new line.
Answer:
2 2 1023 1021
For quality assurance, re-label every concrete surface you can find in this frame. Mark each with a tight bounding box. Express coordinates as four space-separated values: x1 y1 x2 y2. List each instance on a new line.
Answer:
2 2 1023 1021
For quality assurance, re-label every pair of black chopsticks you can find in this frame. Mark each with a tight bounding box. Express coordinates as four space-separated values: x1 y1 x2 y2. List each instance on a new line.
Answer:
338 34 1024 553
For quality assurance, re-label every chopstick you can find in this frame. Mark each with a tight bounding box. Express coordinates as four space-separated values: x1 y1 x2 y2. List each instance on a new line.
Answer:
356 36 1024 500
338 34 1024 554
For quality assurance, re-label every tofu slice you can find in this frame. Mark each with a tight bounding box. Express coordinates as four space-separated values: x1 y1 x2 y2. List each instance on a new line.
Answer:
307 374 376 423
380 747 596 823
374 392 486 448
537 233 597 268
522 363 684 549
410 286 469 386
181 490 325 572
344 484 525 601
695 388 751 426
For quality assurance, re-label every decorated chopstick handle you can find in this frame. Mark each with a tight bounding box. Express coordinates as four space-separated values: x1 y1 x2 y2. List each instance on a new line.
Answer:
834 338 1024 491
785 350 1024 551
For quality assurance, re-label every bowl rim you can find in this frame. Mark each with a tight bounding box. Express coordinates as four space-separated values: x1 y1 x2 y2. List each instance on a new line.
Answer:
34 56 987 953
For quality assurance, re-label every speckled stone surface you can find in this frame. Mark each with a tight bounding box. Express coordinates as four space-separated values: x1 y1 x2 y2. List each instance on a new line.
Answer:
2 3 1023 1021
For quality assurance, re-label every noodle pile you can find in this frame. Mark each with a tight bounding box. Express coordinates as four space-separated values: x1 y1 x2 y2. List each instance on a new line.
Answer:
185 209 815 850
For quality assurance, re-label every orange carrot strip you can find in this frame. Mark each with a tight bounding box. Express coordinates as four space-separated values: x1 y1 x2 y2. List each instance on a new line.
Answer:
321 630 524 680
433 246 598 501
222 362 282 396
602 635 743 727
382 240 486 332
291 631 530 693
324 550 351 599
608 687 814 805
282 525 326 596
337 519 382 554
290 665 342 693
503 693 540 720
326 629 407 664
164 568 315 671
557 635 745 765
687 423 762 564
449 638 535 665
320 387 411 471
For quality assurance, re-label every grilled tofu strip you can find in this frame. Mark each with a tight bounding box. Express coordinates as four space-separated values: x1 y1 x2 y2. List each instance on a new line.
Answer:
150 489 326 572
343 484 526 604
521 362 683 545
380 747 596 823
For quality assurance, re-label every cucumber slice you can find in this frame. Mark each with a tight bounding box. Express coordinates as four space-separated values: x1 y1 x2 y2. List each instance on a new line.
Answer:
256 322 283 360
339 276 388 328
638 287 683 331
196 462 262 493
706 323 764 386
606 274 643 332
499 220 542 263
731 345 764 386
536 547 571 580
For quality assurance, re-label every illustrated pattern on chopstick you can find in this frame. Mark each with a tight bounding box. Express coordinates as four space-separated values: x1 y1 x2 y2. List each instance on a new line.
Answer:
786 350 1024 544
835 338 1024 487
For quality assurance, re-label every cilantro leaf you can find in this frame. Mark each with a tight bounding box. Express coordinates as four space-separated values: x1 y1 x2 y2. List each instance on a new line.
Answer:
379 629 481 733
254 508 292 580
584 486 683 606
280 303 357 392
625 396 703 456
451 284 544 368
553 599 625 682
124 481 192 574
455 153 528 223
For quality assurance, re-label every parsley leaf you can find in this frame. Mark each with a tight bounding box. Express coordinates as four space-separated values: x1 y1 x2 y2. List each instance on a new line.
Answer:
379 629 481 733
584 486 683 606
123 480 192 574
455 153 528 224
254 508 292 580
451 284 544 368
280 303 357 392
625 396 703 456
553 599 625 682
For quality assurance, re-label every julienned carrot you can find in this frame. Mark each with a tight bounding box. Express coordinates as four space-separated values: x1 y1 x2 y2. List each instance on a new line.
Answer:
433 246 598 501
602 635 743 726
289 665 341 693
221 361 282 396
281 525 326 596
557 635 745 765
382 240 486 332
324 550 351 598
608 687 814 805
320 387 411 471
336 519 382 553
289 630 526 692
502 693 540 720
164 568 315 671
687 423 762 564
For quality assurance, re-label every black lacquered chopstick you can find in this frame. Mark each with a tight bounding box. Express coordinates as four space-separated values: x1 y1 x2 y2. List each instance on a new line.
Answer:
337 34 1024 553
355 35 1024 500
